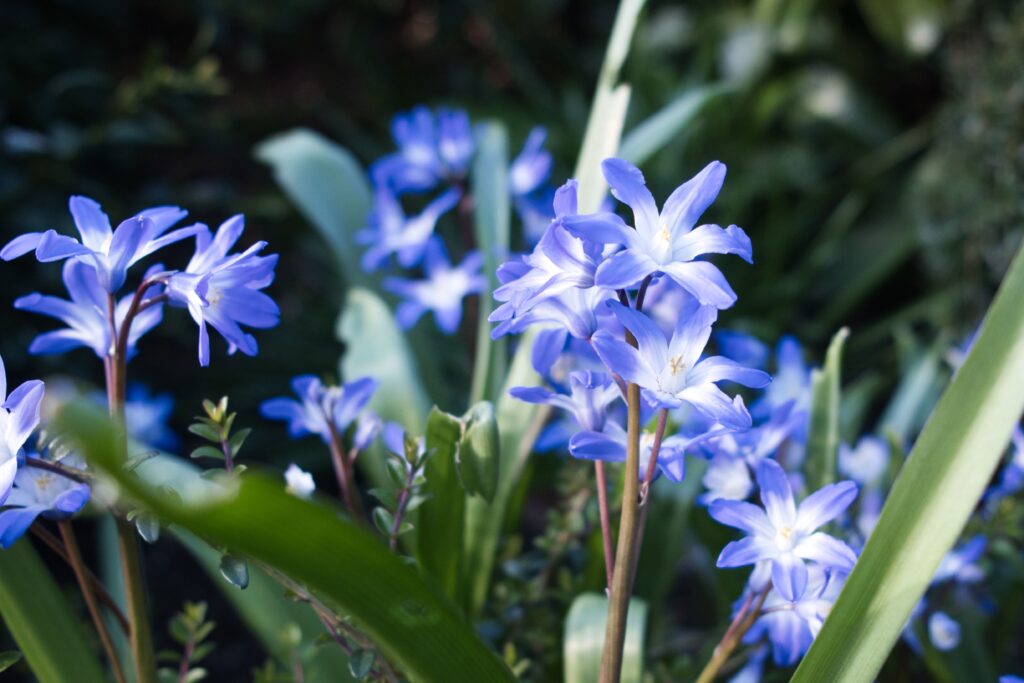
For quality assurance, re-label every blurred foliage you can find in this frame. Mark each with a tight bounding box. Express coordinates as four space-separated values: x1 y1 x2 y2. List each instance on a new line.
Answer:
2 0 1023 679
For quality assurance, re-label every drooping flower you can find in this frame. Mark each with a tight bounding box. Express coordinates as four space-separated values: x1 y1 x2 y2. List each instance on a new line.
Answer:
509 371 621 433
357 186 461 271
1 195 197 293
284 464 316 500
15 260 164 360
166 215 280 367
710 458 858 600
383 239 485 334
0 453 90 549
0 356 46 503
261 375 378 444
561 158 751 308
592 300 769 428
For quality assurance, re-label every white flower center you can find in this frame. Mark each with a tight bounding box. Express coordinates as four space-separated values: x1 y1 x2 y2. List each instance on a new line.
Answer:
775 525 797 551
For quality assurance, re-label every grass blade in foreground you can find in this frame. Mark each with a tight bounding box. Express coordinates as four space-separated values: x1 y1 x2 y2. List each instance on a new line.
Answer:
564 594 647 683
0 541 107 683
60 404 514 683
793 244 1024 682
804 327 848 491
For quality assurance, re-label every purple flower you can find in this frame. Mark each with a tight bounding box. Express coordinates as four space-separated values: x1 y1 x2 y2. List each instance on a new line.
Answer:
561 158 751 308
0 454 90 549
509 127 552 198
838 435 889 487
383 240 485 334
261 375 378 444
15 260 164 360
0 356 45 503
357 186 461 271
753 336 811 420
928 611 961 651
509 371 621 433
569 421 706 483
710 458 858 600
592 300 769 428
715 330 770 370
371 107 475 193
1 195 198 293
166 215 279 367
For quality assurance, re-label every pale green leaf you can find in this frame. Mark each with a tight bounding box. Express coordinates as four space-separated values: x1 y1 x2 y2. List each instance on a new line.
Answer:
564 593 647 683
805 327 848 490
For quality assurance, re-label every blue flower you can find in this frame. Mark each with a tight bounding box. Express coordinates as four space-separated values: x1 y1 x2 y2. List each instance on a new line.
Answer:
838 435 889 487
15 260 164 360
371 106 475 193
569 422 705 483
261 375 378 444
509 127 552 199
0 454 90 549
561 158 751 308
0 356 45 503
927 611 961 651
715 330 770 370
710 458 858 600
383 240 485 334
509 371 621 433
753 335 811 420
357 186 461 271
166 215 279 367
123 384 178 451
1 195 197 293
592 300 769 428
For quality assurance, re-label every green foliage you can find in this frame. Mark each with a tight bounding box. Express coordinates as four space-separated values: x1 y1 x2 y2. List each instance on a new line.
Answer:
805 327 849 490
458 401 501 503
157 601 216 683
794 244 1024 681
0 651 22 674
189 396 250 476
564 594 647 683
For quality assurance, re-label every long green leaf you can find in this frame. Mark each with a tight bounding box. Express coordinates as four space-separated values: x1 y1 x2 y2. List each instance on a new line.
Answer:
804 327 848 490
469 122 510 404
564 593 647 683
793 245 1024 682
417 408 466 607
618 84 728 167
175 531 354 683
61 405 514 683
0 541 107 683
463 0 644 615
256 128 372 286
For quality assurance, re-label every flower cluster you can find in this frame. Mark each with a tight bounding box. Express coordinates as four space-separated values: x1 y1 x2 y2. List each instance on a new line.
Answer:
359 106 556 335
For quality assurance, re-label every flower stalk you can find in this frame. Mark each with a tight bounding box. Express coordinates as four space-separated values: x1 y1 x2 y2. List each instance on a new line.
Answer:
695 585 770 683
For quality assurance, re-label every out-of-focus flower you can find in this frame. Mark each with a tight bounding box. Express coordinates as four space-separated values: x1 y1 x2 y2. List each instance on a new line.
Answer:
710 458 858 600
0 356 45 503
838 435 889 487
357 186 461 271
1 195 196 293
123 384 178 451
510 371 621 433
283 464 315 500
562 158 751 308
927 611 961 651
371 107 475 193
166 215 279 367
15 260 164 360
261 375 378 444
0 454 90 549
384 240 485 334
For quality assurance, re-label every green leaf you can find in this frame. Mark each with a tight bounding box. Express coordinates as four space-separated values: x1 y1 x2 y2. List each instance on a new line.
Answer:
618 84 728 167
458 401 500 502
372 507 395 536
62 406 513 683
255 128 372 286
0 651 22 673
190 445 224 461
135 511 162 543
417 407 466 607
229 428 252 457
563 593 647 683
219 553 250 590
0 542 107 683
793 245 1024 681
469 122 510 404
349 649 376 679
804 327 849 490
175 531 354 683
188 423 222 443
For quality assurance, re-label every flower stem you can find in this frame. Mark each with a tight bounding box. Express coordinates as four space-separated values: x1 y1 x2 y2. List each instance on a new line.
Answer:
598 380 642 683
630 408 669 572
695 585 770 683
58 521 128 683
106 293 158 683
389 465 417 552
22 456 91 484
326 421 362 520
594 461 615 590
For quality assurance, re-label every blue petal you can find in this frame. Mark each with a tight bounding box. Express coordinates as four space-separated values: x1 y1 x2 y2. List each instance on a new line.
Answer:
34 230 91 262
794 533 858 571
508 386 558 405
594 249 657 289
688 356 772 388
568 430 625 463
660 261 737 309
1 232 44 260
661 161 726 233
772 552 808 602
605 302 668 367
334 377 378 431
672 224 752 263
708 499 774 537
591 332 658 388
600 158 660 235
68 195 113 251
796 480 858 532
561 213 639 249
756 458 797 529
531 327 569 376
717 536 775 568
0 506 45 549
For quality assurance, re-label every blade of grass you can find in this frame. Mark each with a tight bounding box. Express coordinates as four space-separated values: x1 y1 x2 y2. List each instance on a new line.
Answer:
804 327 848 490
793 244 1024 682
618 84 728 167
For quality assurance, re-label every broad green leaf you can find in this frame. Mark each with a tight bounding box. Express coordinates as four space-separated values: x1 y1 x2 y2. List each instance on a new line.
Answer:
61 404 514 683
458 401 500 503
564 593 647 683
417 408 466 607
804 327 848 490
469 122 510 405
793 245 1024 682
255 128 372 286
175 531 354 683
0 541 107 683
618 84 728 167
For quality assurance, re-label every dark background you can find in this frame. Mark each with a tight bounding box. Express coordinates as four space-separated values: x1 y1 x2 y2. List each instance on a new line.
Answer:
1 0 1022 680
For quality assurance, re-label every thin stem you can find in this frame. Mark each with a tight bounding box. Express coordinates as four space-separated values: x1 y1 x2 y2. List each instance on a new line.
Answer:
630 409 669 573
23 456 91 484
594 461 615 590
695 586 771 683
389 465 417 552
58 521 127 683
325 419 362 520
634 275 653 310
219 436 235 475
176 634 195 683
598 381 642 683
30 525 130 634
